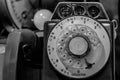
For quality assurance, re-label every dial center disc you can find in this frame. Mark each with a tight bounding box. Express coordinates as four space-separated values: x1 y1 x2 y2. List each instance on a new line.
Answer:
69 37 88 56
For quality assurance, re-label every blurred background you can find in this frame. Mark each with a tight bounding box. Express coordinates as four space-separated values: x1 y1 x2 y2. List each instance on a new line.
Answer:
0 0 119 80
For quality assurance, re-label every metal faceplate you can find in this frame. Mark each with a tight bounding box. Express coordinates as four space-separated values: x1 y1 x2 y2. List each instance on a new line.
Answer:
51 2 109 21
47 16 110 78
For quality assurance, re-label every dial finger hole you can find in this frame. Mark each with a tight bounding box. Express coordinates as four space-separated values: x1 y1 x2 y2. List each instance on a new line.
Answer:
59 52 68 60
57 45 64 53
90 37 99 46
79 27 87 34
86 31 94 36
64 58 73 66
71 26 78 32
73 62 86 70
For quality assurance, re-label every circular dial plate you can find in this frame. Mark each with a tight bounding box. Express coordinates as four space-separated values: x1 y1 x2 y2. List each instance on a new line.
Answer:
47 16 110 78
6 0 39 28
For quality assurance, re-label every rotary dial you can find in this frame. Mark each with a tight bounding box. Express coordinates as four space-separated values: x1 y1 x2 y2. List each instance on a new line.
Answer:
47 16 110 78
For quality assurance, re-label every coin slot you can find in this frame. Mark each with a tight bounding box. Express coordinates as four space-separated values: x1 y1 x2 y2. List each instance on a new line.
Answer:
58 4 73 18
88 6 100 18
74 5 85 15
